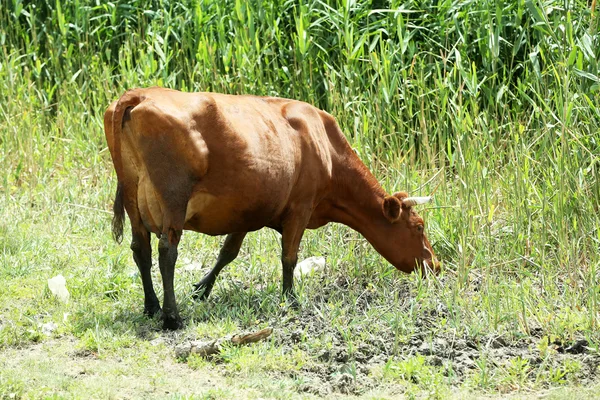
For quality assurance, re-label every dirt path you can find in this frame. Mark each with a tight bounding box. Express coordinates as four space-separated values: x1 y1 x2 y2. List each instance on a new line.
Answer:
0 338 245 399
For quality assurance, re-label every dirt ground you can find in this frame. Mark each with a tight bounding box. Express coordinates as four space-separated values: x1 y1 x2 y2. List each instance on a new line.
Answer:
0 338 238 399
2 295 600 400
2 325 599 399
272 305 600 397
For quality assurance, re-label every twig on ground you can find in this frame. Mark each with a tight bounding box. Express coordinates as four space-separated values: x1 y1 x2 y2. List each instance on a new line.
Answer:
175 327 273 359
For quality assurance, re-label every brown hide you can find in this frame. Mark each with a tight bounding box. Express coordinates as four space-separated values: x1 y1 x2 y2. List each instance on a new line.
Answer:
104 87 438 329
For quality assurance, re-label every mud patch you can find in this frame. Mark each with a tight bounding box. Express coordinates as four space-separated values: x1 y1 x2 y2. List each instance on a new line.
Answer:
257 276 600 396
278 317 599 395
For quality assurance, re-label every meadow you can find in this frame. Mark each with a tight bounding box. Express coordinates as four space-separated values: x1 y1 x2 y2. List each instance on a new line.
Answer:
1 0 599 398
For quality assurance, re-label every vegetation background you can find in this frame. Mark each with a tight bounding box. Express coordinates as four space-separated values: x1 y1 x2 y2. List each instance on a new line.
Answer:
1 0 599 398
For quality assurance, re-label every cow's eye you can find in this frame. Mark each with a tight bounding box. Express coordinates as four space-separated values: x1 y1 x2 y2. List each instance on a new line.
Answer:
416 225 424 233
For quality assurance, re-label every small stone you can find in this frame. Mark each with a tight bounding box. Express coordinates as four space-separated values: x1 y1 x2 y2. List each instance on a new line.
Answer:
48 274 70 303
42 322 57 336
294 256 326 278
183 262 203 272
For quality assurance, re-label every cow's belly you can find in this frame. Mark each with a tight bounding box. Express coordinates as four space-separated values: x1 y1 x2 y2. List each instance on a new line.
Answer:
183 191 285 235
137 176 285 236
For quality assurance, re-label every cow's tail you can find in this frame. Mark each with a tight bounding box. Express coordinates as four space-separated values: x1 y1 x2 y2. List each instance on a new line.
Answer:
110 89 144 244
112 182 125 243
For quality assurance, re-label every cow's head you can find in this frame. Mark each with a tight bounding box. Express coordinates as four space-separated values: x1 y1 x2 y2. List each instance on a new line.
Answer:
381 192 439 274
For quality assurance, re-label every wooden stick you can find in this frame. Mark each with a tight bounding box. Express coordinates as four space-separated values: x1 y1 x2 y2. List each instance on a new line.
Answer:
231 327 273 345
175 327 274 359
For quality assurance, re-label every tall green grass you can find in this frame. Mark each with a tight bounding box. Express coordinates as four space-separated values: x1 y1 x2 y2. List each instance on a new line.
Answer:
1 0 600 381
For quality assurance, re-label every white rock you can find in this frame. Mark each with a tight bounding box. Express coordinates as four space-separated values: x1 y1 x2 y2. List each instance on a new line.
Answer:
294 256 326 278
48 274 70 303
183 262 203 272
42 322 58 336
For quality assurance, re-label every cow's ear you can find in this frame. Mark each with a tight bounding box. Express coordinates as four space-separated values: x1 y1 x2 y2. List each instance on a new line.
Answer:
383 195 401 223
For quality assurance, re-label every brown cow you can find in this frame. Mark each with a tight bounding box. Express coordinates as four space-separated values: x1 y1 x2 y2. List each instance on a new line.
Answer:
104 87 438 330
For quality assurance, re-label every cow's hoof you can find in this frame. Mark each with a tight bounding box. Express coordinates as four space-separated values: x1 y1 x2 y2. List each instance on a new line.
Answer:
162 313 184 330
284 292 300 310
144 303 161 318
192 278 214 301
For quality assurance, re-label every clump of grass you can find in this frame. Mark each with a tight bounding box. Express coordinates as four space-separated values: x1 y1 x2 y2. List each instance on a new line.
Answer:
371 354 450 398
219 343 307 375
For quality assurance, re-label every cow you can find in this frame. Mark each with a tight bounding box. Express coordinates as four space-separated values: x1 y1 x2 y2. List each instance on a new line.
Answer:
104 87 438 330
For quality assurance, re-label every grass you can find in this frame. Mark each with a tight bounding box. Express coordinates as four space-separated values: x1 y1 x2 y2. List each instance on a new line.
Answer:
1 0 600 398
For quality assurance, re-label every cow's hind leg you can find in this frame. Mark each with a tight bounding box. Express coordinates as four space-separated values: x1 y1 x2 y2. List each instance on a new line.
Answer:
158 229 184 330
131 226 161 317
193 232 247 300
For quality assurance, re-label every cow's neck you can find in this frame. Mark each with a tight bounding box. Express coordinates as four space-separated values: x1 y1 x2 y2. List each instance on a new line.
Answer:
327 151 389 243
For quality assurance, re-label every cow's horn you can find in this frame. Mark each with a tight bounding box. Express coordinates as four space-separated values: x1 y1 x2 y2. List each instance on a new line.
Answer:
402 196 432 207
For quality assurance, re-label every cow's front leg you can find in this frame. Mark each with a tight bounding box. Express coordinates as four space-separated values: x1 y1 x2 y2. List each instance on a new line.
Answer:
158 230 183 330
280 211 310 305
193 232 247 300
